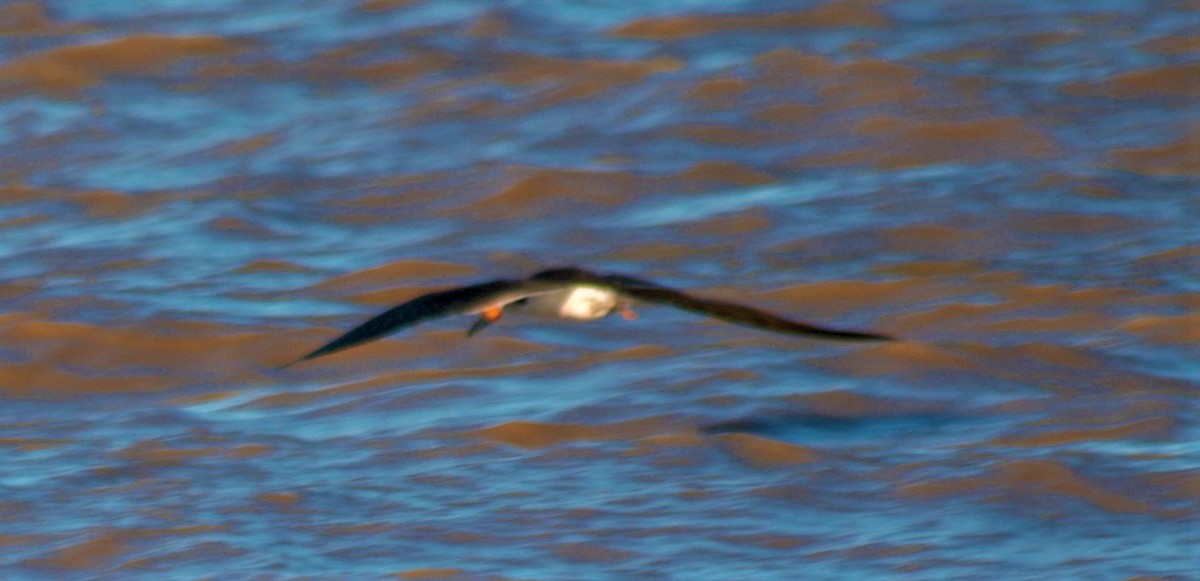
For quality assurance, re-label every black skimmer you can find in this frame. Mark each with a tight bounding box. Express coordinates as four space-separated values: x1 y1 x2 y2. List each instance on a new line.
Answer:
280 266 892 369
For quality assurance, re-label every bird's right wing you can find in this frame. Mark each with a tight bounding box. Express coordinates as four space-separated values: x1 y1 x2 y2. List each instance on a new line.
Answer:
281 279 535 368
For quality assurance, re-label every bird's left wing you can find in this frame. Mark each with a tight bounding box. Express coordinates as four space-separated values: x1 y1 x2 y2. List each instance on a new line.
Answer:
615 283 894 342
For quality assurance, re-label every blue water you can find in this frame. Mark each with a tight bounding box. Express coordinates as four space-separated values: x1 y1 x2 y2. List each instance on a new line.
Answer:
1 1 1197 579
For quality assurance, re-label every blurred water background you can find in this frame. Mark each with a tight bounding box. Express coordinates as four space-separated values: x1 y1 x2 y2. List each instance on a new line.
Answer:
0 0 1197 578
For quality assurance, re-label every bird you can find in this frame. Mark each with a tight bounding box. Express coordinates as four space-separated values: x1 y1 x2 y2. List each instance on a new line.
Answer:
279 266 893 369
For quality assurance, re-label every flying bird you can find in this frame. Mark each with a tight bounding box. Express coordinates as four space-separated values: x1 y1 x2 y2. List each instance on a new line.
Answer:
280 266 892 369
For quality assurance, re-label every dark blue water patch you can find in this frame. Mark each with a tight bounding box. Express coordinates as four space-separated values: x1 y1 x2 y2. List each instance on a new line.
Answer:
700 409 971 445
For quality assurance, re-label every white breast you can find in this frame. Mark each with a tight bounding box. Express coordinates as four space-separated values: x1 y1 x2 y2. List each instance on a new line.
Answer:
558 287 617 320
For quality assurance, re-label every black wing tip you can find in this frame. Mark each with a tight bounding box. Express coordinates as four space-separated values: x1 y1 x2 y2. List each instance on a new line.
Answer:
795 321 898 341
274 350 322 371
841 330 896 342
277 337 359 370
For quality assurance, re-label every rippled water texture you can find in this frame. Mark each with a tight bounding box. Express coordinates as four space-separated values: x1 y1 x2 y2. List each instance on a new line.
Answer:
1 1 1197 578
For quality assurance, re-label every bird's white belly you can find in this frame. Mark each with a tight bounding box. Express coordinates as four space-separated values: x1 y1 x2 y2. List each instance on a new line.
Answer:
558 287 617 320
517 286 617 320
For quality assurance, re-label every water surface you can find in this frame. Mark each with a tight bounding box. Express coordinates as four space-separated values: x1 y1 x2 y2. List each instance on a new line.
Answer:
1 0 1197 579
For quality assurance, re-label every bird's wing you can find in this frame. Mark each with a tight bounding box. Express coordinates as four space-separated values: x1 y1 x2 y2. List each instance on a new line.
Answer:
533 266 668 290
280 278 565 368
614 283 894 341
600 272 668 289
